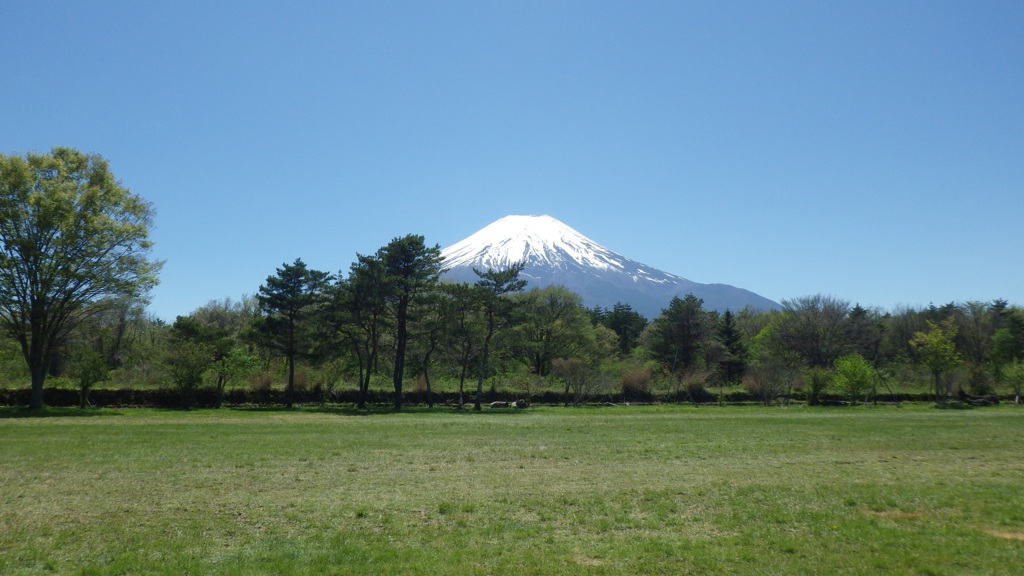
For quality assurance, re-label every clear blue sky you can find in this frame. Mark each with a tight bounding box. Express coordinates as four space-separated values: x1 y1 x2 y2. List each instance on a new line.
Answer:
3 1 1022 321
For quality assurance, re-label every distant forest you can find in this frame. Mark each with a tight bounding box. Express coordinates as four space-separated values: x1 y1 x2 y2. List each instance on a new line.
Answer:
2 232 1021 410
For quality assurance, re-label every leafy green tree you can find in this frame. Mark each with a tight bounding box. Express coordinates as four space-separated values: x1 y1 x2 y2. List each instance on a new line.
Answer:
1002 359 1024 404
744 361 794 406
70 348 109 409
648 294 714 374
716 309 748 383
990 308 1024 377
767 295 850 369
802 367 831 406
437 281 483 408
832 353 875 404
881 305 929 363
191 297 260 339
955 301 994 368
210 347 258 407
0 148 160 410
845 304 882 363
910 318 963 402
597 303 648 355
406 289 447 408
188 297 259 407
67 296 149 371
512 286 592 376
330 255 390 409
253 259 331 408
0 331 29 386
378 235 443 411
166 317 215 409
472 263 527 411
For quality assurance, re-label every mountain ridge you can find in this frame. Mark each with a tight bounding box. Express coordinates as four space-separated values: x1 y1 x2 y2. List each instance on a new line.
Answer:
440 215 779 318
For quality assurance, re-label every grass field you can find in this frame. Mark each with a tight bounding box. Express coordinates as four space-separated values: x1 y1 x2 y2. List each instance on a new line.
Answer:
1 405 1022 575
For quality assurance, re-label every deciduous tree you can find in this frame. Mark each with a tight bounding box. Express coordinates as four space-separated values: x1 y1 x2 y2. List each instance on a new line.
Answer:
0 148 160 410
512 286 591 376
833 353 875 404
910 318 962 402
768 294 851 369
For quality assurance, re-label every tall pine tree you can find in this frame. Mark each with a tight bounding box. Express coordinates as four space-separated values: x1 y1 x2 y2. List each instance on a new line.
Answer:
253 259 330 408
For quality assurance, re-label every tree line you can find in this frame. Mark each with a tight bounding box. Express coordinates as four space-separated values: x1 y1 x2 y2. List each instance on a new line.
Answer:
3 148 1023 410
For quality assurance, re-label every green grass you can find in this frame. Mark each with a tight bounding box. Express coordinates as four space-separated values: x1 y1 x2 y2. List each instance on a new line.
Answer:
1 405 1022 575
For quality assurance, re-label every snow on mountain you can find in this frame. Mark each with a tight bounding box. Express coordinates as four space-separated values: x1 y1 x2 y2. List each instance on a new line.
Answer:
441 215 780 318
444 215 633 274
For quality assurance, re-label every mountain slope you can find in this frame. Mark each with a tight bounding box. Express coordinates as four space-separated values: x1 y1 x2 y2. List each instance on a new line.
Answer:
441 215 779 318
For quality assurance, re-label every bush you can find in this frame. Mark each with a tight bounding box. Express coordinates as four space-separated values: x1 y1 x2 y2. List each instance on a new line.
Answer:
1002 360 1024 404
620 366 652 399
71 349 109 409
744 362 794 406
832 354 876 404
165 339 213 409
553 357 614 406
802 367 831 406
967 365 994 396
679 368 715 403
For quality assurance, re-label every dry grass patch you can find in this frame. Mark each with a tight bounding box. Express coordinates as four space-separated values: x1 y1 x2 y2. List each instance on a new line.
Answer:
984 528 1024 541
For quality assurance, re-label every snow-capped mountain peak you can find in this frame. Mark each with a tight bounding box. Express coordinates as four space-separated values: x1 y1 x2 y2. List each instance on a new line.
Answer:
441 215 779 317
442 215 634 274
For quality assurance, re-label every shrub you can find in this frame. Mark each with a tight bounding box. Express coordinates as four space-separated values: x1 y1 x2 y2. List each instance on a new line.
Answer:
744 362 794 406
165 340 212 409
252 372 274 398
680 368 715 403
802 367 831 406
292 369 310 393
833 354 876 404
967 365 994 396
1003 360 1024 404
620 366 651 399
553 357 613 406
71 349 109 409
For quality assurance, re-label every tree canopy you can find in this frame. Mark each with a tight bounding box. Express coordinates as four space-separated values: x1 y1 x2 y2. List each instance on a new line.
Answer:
0 147 160 409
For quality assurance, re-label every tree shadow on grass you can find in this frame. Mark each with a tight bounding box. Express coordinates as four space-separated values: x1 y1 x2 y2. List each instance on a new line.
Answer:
0 403 533 419
227 403 532 417
0 406 125 419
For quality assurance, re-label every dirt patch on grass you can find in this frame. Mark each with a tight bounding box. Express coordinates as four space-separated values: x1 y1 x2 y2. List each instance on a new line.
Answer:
573 555 605 567
866 511 924 520
983 529 1024 541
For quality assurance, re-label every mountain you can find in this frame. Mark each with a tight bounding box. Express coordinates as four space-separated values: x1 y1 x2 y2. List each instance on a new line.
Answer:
440 215 780 318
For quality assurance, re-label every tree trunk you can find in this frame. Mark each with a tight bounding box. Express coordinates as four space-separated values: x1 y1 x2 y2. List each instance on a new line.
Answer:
286 352 295 409
215 375 225 409
424 367 433 408
360 348 375 409
30 370 45 410
393 301 409 412
475 340 489 412
28 342 48 411
420 348 434 408
458 355 468 408
351 341 367 409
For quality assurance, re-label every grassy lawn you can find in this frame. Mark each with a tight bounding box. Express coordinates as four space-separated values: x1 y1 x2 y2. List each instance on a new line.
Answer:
1 405 1022 575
